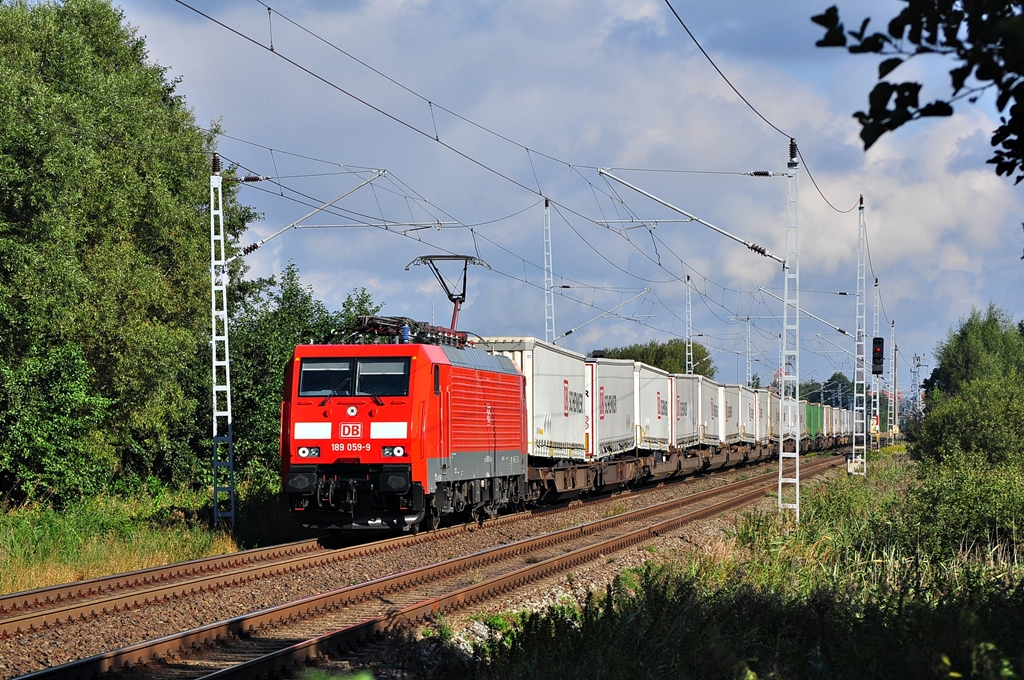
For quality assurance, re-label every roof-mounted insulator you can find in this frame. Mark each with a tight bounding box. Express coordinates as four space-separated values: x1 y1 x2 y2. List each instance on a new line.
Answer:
212 153 221 174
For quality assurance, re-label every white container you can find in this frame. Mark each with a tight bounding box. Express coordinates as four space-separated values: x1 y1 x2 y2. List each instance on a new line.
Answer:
754 389 771 444
738 386 756 443
483 337 586 460
585 357 636 458
823 405 833 438
635 362 672 451
699 378 722 446
672 374 701 449
720 385 741 444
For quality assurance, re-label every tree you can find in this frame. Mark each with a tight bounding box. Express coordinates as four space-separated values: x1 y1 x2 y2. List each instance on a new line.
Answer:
597 339 717 379
0 0 254 501
924 303 1024 400
813 2 1024 188
913 303 1024 465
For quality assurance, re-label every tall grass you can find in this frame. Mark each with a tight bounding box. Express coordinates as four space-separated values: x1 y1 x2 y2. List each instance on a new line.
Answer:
0 489 237 594
445 447 1024 679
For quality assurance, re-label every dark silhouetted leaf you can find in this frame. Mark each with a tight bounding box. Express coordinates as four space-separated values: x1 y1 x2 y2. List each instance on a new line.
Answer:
918 101 954 117
879 58 903 78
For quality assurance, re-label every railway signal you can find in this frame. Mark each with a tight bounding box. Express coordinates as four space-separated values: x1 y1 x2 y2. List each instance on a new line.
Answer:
872 337 884 375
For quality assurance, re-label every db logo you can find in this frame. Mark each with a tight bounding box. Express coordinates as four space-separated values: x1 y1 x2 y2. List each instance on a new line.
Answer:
338 423 362 438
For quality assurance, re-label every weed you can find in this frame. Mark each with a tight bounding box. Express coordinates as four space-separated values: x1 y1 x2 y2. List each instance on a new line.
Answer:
432 613 453 643
601 502 627 518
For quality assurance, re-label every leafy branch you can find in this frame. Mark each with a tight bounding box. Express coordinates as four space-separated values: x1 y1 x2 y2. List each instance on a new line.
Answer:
813 1 1024 183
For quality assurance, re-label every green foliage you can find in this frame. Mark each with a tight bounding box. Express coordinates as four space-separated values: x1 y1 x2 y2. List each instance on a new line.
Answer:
804 371 854 408
914 372 1024 467
229 263 381 489
0 344 113 501
812 2 1024 185
0 0 260 501
926 304 1024 399
445 453 1024 679
597 338 717 379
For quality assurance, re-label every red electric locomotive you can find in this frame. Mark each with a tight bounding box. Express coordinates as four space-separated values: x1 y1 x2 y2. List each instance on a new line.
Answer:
281 317 527 531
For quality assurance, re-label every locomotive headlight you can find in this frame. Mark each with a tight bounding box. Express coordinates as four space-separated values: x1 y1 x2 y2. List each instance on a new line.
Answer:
297 446 321 458
382 446 406 457
298 447 309 457
393 446 405 457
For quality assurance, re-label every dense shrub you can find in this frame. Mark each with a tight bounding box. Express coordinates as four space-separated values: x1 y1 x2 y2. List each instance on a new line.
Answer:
913 372 1024 467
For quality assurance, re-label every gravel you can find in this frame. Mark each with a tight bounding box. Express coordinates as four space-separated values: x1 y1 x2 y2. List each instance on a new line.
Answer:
0 458 809 679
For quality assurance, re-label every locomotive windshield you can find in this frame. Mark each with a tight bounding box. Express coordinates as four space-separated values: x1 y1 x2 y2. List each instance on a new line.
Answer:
298 357 410 398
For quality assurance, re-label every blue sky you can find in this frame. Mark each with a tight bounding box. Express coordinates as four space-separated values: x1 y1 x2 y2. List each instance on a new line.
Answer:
117 0 1024 393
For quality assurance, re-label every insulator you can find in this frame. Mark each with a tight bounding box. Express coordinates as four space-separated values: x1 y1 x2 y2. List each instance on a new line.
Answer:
748 243 767 256
750 170 772 177
212 153 221 174
243 173 261 182
789 138 798 161
242 243 259 255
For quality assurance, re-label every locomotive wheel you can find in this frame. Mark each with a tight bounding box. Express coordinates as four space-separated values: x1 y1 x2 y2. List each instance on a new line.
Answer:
421 502 440 532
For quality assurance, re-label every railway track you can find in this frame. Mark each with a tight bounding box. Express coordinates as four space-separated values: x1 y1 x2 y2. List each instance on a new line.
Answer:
19 455 840 680
0 458 771 640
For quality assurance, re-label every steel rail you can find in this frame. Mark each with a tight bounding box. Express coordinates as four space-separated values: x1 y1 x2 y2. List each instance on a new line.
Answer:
205 457 840 679
20 456 839 680
0 454 770 635
0 539 323 616
0 508 532 638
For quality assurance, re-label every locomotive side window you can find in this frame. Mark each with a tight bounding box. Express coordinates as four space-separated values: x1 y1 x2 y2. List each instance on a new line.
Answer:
356 358 410 397
433 365 440 395
298 358 354 397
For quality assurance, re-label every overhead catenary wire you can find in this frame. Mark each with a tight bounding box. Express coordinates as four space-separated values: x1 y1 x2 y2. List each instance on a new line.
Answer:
5 27 855 377
661 0 859 214
172 0 861 353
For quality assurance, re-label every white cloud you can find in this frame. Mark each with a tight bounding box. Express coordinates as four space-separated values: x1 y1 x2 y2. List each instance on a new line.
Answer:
118 0 1024 387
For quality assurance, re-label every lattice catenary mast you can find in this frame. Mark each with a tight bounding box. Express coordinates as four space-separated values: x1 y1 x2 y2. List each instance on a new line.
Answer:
911 354 926 415
543 199 556 343
209 155 235 528
745 317 752 387
872 277 881 450
850 196 867 476
686 275 693 374
777 139 801 520
889 319 897 439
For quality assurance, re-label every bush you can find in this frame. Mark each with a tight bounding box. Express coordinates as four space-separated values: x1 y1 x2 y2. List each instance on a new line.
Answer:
0 344 113 502
913 372 1024 467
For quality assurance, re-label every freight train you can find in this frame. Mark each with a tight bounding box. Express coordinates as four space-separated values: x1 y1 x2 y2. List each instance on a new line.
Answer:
280 316 853 531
